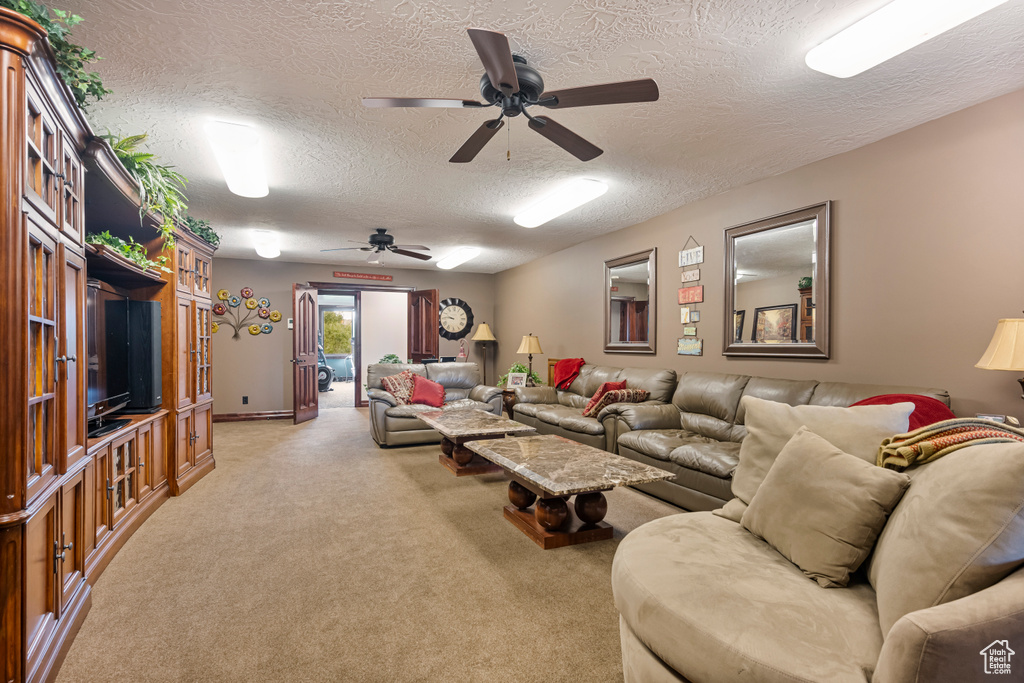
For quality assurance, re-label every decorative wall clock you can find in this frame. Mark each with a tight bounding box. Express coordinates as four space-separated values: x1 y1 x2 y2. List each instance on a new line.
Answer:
439 298 474 340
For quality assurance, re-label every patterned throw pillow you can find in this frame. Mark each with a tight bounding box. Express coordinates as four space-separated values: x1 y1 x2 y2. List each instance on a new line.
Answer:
381 371 416 405
582 380 627 416
582 388 649 418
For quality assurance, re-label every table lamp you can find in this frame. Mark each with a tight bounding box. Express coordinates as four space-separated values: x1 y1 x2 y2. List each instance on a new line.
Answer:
517 334 543 386
471 322 497 384
976 318 1024 399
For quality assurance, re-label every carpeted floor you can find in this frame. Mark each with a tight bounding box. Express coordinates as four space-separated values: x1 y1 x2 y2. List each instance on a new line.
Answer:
56 408 680 682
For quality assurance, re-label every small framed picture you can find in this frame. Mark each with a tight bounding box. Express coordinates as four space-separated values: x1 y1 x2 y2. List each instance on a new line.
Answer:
681 269 700 283
679 246 704 267
683 326 698 336
507 372 528 388
677 338 703 356
680 307 690 324
690 310 700 323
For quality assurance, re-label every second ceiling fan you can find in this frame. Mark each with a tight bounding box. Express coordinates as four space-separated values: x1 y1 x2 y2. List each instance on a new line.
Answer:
363 28 659 163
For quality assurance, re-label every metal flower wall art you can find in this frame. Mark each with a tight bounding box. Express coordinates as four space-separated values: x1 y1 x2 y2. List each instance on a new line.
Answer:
213 287 282 339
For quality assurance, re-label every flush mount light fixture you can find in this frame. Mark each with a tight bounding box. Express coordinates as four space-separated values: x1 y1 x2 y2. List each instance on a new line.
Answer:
436 247 481 270
514 178 608 228
204 120 270 197
252 230 280 258
806 0 1009 78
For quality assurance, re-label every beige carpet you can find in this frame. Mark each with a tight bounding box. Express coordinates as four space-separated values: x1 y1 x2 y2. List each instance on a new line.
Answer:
56 408 680 682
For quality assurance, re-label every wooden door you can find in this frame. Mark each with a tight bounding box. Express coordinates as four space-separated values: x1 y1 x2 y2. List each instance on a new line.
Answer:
175 410 193 477
194 300 212 403
59 245 87 472
26 214 59 504
58 129 84 245
58 470 85 612
193 402 212 463
292 284 318 424
137 423 153 501
93 445 112 549
24 491 58 670
150 415 168 490
408 289 439 362
174 241 192 295
176 298 193 409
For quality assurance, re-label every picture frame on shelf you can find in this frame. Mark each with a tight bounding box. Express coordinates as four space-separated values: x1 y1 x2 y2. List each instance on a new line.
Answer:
752 304 797 343
507 372 528 388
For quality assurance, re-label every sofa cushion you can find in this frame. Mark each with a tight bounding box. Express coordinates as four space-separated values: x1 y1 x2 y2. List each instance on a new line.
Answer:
809 381 950 408
384 398 491 418
618 366 678 403
367 363 426 389
741 427 911 588
424 361 481 388
666 441 740 478
724 396 914 521
558 415 605 436
410 374 445 407
558 391 589 409
381 370 416 405
618 429 710 462
613 512 883 683
672 372 751 442
868 441 1024 636
513 403 544 419
535 404 583 426
568 365 622 398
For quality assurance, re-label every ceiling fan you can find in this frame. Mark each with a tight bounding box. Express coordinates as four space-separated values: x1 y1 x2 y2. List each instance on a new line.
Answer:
320 228 431 263
363 28 659 163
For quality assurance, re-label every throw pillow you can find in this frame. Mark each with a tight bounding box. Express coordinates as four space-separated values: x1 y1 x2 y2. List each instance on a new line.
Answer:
582 388 649 418
850 394 956 430
381 370 416 405
582 380 627 416
868 440 1024 636
410 374 445 407
740 427 911 588
720 396 914 522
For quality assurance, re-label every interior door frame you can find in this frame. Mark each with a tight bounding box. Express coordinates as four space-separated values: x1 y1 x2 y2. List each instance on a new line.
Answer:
309 282 414 408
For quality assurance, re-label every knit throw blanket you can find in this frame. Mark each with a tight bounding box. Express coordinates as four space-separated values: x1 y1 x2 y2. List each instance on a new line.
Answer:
877 418 1024 471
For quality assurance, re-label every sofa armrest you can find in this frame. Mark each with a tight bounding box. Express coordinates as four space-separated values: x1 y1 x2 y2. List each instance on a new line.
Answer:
596 399 666 422
470 385 501 403
874 565 1024 683
366 388 397 407
515 386 558 404
612 403 682 431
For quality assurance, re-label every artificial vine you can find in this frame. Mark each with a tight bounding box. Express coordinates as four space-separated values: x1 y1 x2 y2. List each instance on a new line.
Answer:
184 216 221 248
85 230 171 274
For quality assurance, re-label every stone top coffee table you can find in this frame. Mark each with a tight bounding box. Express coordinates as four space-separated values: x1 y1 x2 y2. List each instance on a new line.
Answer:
465 434 674 549
418 409 536 477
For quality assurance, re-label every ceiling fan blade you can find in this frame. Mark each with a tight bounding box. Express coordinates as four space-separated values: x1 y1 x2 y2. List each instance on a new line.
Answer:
391 245 430 251
449 118 505 163
391 248 432 261
528 116 603 161
467 28 519 96
539 79 659 109
362 97 485 108
319 247 366 252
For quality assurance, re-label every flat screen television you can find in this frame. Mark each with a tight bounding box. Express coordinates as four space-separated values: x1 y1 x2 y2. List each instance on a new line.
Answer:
87 280 130 425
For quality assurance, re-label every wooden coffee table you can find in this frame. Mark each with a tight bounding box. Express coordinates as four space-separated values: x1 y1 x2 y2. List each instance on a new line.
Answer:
418 409 536 476
465 434 674 549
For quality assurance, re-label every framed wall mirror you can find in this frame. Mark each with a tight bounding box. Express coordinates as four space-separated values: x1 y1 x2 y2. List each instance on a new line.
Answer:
723 202 830 359
605 248 657 354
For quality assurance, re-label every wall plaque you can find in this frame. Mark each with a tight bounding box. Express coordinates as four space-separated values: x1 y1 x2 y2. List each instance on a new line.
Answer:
333 271 393 282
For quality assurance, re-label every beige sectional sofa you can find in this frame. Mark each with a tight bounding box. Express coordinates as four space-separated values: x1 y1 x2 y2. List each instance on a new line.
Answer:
511 364 678 452
366 362 502 447
606 372 949 511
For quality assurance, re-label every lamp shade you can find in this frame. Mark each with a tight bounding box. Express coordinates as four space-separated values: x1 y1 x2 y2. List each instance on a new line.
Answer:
976 319 1024 371
517 334 543 355
471 322 496 341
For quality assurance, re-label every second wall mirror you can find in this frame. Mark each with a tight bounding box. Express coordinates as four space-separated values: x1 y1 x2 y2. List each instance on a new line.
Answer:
605 248 657 354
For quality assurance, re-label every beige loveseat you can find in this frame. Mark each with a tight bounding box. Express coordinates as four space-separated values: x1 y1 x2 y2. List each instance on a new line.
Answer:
608 372 948 511
613 437 1024 682
366 362 502 447
511 364 678 452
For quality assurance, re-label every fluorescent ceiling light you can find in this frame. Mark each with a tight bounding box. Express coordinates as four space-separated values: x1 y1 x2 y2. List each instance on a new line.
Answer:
253 230 280 259
805 0 1008 78
514 178 608 228
436 247 481 270
204 120 270 197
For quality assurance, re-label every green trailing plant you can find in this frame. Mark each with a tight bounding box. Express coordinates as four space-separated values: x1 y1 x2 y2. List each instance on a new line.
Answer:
85 230 171 274
379 354 402 364
102 132 188 247
498 362 542 387
184 216 220 248
0 0 109 109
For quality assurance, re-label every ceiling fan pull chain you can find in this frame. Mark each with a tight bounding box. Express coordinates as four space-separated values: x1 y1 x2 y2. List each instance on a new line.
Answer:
507 120 511 161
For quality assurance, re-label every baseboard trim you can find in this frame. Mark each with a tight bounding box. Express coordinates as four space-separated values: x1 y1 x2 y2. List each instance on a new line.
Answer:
213 410 293 423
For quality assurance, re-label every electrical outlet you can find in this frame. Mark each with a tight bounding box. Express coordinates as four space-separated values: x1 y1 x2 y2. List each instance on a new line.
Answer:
242 396 248 405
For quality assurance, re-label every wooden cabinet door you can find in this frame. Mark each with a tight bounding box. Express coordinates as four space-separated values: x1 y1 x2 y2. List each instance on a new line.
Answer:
58 129 84 244
195 300 212 403
24 81 60 224
193 403 212 463
26 214 60 504
59 245 87 472
58 470 85 612
109 432 139 529
137 422 153 501
93 444 112 549
176 298 194 409
175 410 193 477
24 492 58 673
150 415 168 490
175 241 192 295
191 249 212 298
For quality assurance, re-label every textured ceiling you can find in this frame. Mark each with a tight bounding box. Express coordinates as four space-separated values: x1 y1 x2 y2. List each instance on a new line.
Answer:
62 0 1024 273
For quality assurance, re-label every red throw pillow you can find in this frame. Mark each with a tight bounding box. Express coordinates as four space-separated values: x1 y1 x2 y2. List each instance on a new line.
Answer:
582 380 627 416
410 374 445 407
850 394 956 431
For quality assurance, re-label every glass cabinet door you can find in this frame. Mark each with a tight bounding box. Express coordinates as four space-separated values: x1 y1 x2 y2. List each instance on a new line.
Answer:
24 83 60 223
195 301 212 403
26 215 59 504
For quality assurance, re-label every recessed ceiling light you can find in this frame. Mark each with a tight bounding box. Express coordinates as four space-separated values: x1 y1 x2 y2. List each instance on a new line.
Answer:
805 0 1009 78
253 230 280 258
514 178 608 228
436 247 481 270
204 120 270 197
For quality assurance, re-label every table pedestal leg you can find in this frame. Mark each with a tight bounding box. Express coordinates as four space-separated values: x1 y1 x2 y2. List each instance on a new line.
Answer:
437 437 503 477
503 488 614 550
508 481 537 510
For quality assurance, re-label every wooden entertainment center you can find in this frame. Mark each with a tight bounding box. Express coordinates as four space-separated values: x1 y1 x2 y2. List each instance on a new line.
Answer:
0 10 216 682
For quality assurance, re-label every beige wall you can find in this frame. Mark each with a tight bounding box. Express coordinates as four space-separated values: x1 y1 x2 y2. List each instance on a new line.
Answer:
211 259 497 412
359 291 409 402
495 88 1024 419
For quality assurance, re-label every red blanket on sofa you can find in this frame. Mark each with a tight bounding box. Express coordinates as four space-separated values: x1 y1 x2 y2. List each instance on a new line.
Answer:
553 358 585 390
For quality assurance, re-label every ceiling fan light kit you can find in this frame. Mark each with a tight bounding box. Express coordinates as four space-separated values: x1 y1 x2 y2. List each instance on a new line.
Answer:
252 229 280 258
514 178 608 228
203 120 270 197
363 28 659 163
436 247 482 270
805 0 1009 78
